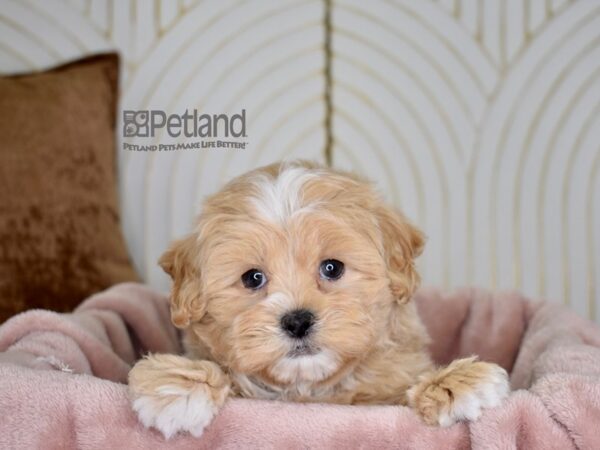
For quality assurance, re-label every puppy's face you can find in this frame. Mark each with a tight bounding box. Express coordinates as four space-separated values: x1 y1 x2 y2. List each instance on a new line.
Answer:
160 162 424 388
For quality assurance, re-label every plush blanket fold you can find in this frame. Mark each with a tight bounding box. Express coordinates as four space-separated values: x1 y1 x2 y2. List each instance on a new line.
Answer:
1 283 599 449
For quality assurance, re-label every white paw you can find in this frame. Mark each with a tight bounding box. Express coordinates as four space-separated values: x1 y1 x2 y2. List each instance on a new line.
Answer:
438 365 510 427
132 384 218 439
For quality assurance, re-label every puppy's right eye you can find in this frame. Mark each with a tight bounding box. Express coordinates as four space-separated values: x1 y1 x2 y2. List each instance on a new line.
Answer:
241 269 267 290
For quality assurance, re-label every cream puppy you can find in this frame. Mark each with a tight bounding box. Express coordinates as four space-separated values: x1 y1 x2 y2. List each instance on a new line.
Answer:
128 161 509 438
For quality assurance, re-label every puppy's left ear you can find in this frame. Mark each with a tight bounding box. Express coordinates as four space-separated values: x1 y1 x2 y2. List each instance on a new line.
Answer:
376 206 425 304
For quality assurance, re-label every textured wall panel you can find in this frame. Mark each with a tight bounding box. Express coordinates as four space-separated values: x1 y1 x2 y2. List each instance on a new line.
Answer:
332 0 600 321
0 0 598 323
0 0 325 290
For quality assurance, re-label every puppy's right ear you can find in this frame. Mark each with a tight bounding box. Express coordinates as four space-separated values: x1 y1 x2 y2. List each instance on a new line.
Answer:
159 234 206 329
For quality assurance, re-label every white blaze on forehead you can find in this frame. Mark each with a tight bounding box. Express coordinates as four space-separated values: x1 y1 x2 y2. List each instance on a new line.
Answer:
251 164 319 223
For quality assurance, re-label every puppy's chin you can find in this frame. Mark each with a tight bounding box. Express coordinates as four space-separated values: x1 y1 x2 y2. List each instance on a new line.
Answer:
268 348 341 384
231 337 342 385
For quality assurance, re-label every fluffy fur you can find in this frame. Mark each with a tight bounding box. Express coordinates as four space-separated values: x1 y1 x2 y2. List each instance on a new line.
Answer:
128 161 509 438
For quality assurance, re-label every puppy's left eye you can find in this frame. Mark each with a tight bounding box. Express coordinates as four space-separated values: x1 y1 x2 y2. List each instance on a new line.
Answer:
241 269 267 290
319 259 344 280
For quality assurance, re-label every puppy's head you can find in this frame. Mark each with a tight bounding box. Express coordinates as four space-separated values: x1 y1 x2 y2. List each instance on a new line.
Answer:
160 161 424 387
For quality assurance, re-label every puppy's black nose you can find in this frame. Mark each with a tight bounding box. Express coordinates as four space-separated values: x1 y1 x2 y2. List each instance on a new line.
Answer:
280 309 315 339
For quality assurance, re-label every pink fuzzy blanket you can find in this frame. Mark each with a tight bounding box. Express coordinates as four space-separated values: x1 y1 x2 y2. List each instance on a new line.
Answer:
1 283 600 449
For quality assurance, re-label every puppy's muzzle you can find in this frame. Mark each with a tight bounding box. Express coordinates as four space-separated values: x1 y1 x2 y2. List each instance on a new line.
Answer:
280 309 315 339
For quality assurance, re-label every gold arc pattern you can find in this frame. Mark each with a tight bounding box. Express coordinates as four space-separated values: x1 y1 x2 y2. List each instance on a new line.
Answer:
0 0 598 321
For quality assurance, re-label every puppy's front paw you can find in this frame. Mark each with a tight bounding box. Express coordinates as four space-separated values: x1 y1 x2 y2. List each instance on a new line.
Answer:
407 357 509 427
128 354 230 439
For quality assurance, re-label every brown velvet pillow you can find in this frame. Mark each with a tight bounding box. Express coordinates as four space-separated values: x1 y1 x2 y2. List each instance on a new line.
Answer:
0 53 139 322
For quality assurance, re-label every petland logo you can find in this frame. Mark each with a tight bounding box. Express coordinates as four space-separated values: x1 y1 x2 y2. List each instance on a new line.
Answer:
122 109 247 151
